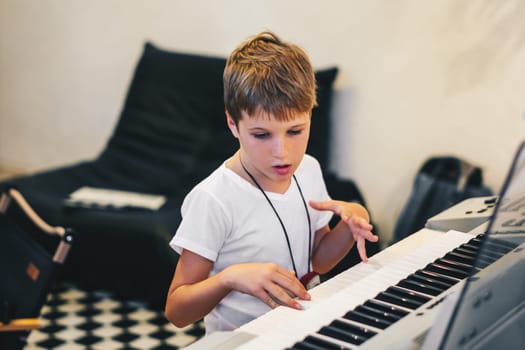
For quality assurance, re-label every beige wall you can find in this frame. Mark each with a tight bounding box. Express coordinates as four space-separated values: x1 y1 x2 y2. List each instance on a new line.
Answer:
1 0 525 244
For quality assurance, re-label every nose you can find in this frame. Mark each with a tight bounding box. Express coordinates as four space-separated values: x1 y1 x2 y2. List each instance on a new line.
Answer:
272 136 288 159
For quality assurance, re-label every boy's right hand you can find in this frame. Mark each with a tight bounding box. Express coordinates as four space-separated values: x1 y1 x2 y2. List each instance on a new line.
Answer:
221 262 310 310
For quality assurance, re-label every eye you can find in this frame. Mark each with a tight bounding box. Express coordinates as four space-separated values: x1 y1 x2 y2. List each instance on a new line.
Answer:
288 129 303 136
253 132 270 139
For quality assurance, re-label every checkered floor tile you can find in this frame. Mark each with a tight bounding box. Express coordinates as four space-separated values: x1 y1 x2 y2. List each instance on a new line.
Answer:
24 283 205 350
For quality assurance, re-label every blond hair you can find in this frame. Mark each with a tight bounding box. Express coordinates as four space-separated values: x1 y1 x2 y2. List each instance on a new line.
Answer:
223 31 317 124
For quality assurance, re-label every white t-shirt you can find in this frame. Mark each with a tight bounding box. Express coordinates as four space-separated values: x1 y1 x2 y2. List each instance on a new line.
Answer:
169 154 333 334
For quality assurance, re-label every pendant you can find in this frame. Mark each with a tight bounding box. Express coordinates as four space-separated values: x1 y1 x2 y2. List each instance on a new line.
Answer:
300 271 321 290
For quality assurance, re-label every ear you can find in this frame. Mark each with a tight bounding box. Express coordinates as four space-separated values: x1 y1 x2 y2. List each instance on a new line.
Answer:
226 112 239 138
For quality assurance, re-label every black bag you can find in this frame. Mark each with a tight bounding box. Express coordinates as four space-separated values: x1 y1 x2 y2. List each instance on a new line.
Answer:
0 188 74 349
392 156 493 244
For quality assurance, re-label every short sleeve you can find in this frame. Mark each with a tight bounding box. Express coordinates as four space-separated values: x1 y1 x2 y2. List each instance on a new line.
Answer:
169 187 231 262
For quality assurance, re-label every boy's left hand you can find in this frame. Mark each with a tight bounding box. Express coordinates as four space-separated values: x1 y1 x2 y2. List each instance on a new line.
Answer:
309 200 378 262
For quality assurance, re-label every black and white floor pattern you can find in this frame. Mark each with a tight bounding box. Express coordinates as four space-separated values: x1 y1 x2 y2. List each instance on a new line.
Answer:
25 283 205 350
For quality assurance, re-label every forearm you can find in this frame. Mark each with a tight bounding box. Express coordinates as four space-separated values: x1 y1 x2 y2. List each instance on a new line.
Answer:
310 202 372 274
311 221 355 274
165 272 230 327
166 258 311 327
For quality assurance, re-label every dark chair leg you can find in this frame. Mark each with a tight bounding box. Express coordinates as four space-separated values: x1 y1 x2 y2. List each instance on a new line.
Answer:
0 331 29 350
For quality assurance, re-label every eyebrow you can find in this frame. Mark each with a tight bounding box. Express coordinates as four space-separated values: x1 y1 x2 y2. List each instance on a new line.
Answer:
247 123 306 133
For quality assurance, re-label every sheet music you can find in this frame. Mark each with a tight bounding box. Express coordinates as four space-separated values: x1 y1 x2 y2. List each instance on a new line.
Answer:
65 186 166 210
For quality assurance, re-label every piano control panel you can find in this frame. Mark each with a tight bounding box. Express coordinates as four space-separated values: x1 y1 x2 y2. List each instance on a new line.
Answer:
425 196 497 233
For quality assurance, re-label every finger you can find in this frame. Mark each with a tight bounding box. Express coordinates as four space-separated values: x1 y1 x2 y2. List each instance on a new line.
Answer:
308 200 342 214
254 287 287 309
265 285 303 310
346 218 377 242
266 294 280 309
356 238 368 262
367 233 379 242
351 226 378 243
272 270 310 301
272 271 311 306
347 216 373 231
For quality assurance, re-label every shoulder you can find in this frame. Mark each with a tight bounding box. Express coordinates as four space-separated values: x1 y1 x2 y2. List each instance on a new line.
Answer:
294 154 326 191
183 161 248 209
296 154 323 176
186 163 231 200
296 154 330 194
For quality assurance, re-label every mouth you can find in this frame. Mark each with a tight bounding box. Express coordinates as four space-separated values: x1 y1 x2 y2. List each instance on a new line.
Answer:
273 164 292 175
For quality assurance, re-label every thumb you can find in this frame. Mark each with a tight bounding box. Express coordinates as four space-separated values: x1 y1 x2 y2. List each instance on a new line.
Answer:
308 200 338 212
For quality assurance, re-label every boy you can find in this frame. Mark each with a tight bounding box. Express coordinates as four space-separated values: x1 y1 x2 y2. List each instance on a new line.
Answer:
165 31 378 334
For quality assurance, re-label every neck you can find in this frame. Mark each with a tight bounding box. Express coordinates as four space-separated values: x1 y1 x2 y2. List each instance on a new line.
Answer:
234 153 290 194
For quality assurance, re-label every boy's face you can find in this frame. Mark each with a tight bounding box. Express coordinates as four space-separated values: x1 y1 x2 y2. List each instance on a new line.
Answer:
227 109 311 192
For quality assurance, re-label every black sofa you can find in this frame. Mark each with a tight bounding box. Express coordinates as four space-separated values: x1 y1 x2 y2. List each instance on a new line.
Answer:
1 42 378 309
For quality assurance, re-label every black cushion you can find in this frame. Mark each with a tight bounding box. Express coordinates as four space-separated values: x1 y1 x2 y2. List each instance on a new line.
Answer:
308 67 338 170
98 43 226 193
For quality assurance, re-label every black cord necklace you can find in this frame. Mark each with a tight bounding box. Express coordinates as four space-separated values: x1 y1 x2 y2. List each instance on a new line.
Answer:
239 158 312 278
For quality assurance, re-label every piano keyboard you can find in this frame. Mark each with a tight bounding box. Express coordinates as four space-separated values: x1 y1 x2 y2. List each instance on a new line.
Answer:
235 229 518 350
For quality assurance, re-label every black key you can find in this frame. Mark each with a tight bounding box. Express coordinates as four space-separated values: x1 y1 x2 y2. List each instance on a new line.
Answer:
462 243 481 253
287 342 327 350
476 249 502 261
476 252 499 265
294 335 350 350
344 309 392 329
472 240 515 267
363 300 409 318
356 304 402 322
454 246 478 258
484 240 516 254
331 320 376 339
469 237 483 246
436 258 473 273
472 255 493 269
319 323 367 345
411 271 452 290
443 251 475 265
417 270 458 286
412 270 456 290
398 278 443 296
375 291 421 310
388 286 431 304
425 262 466 279
454 244 492 267
490 238 518 250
